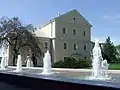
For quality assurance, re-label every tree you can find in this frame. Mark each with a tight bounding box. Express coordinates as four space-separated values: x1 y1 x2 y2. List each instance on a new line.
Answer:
0 17 42 66
115 45 120 62
116 45 120 54
101 36 117 63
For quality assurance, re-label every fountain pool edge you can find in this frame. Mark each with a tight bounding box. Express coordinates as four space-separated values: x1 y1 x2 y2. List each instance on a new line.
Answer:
8 66 120 73
0 70 120 90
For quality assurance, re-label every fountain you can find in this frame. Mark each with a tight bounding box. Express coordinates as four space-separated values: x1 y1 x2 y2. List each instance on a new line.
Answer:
42 50 53 75
87 40 111 80
15 55 22 72
0 57 6 70
5 43 9 67
0 41 9 70
26 55 33 67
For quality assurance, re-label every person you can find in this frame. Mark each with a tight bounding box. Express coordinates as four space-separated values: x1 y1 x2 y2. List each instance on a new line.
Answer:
31 54 37 67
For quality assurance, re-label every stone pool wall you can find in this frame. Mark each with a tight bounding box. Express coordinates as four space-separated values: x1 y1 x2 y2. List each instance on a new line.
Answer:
0 68 120 90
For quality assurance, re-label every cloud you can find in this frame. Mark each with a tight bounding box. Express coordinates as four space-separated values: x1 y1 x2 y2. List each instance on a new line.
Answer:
103 14 120 23
103 15 120 19
91 36 120 45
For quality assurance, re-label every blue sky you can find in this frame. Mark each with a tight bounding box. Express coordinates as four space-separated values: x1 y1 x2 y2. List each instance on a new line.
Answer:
0 0 120 56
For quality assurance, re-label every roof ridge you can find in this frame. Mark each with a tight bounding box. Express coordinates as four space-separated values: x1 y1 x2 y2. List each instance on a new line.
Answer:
39 9 78 28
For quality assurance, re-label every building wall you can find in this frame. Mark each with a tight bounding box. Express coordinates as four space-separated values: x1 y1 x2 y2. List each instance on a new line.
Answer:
36 21 56 38
35 9 92 64
54 11 92 61
35 21 56 65
55 20 91 41
37 37 56 64
54 39 91 61
37 37 51 53
56 9 91 28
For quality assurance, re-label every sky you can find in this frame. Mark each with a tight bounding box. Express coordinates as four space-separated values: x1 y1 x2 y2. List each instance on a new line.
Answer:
0 0 120 56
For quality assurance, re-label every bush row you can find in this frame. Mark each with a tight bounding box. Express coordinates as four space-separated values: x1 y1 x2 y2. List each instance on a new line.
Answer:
53 57 91 68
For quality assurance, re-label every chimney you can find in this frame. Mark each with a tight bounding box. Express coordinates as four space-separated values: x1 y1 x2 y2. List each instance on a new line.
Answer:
58 13 61 16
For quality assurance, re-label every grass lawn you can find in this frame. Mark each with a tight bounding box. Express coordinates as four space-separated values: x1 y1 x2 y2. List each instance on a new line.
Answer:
109 63 120 70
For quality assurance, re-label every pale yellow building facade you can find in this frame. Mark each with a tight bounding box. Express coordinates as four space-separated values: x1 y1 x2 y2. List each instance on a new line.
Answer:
35 9 93 63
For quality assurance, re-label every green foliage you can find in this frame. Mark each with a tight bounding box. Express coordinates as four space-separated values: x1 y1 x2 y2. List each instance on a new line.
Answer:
75 59 91 68
0 17 42 65
53 60 64 68
101 36 117 63
63 57 76 68
115 45 120 63
109 63 120 70
116 45 120 52
53 57 91 68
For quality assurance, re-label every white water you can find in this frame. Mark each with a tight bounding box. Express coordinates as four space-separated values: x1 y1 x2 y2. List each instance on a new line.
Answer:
88 40 110 80
0 41 9 70
0 57 6 70
42 50 53 75
15 55 22 72
26 56 33 67
5 44 9 67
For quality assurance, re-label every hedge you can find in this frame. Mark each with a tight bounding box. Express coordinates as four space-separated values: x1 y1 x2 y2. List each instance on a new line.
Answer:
53 57 91 68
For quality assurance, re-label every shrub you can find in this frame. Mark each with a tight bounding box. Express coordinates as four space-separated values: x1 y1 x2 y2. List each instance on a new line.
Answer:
53 60 64 68
63 57 76 68
74 59 91 68
53 57 91 68
113 58 120 63
53 57 76 68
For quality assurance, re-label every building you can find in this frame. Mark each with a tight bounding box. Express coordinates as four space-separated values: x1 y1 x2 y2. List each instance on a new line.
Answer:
35 9 93 64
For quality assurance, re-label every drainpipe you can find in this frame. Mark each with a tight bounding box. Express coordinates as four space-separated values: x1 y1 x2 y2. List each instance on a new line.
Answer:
50 21 53 64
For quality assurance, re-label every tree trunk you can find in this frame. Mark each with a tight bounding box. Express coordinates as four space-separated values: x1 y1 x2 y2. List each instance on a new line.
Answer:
13 54 18 66
12 37 18 66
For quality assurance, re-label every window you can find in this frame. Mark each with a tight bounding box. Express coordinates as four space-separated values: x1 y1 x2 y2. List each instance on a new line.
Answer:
73 18 76 23
45 42 48 49
74 44 77 50
84 45 86 50
64 57 67 60
73 29 76 35
83 31 85 36
84 56 87 60
64 43 67 49
63 28 66 34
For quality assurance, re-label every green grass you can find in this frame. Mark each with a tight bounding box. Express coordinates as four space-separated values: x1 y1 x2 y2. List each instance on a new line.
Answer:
109 63 120 70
